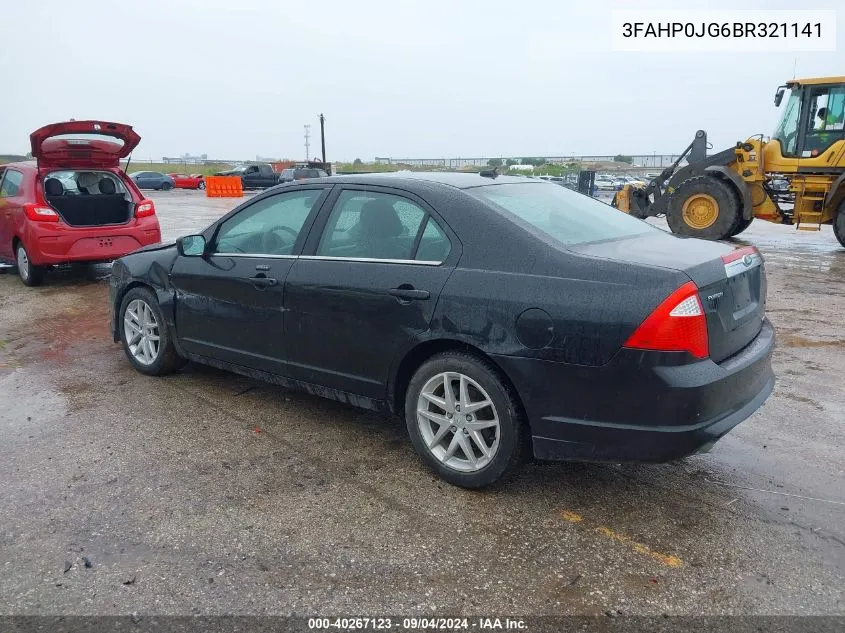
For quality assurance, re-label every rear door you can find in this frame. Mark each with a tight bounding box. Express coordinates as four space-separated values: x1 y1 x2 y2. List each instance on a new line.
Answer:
284 186 459 398
0 169 25 260
30 121 140 170
170 186 330 374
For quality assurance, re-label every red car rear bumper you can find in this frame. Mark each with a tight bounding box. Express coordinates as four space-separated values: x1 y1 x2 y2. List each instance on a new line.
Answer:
24 217 161 265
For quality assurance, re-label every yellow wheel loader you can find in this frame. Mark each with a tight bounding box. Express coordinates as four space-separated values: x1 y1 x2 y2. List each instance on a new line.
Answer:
613 76 845 247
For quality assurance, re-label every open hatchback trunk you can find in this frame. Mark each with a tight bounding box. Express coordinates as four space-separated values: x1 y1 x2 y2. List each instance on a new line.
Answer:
30 120 140 170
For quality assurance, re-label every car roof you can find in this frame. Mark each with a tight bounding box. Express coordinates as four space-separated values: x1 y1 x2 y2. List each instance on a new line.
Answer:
303 171 544 190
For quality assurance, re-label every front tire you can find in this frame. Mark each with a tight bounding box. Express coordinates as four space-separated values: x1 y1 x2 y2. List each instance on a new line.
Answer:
405 351 528 489
834 200 845 249
667 176 741 240
197 181 206 190
16 243 45 287
118 287 185 376
160 182 173 191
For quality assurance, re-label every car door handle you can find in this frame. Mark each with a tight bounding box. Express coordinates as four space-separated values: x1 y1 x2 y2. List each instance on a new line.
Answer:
388 286 430 301
249 276 278 289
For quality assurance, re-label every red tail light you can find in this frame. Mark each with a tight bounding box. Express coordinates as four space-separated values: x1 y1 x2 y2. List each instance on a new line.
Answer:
624 281 709 359
721 245 758 264
135 200 155 218
23 203 60 223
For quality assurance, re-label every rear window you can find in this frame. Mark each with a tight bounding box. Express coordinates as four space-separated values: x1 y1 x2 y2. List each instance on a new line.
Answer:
469 182 657 246
45 170 127 196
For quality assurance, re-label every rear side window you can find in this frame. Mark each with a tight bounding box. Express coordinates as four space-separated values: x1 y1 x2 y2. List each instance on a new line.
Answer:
469 182 656 246
0 169 23 197
317 191 428 260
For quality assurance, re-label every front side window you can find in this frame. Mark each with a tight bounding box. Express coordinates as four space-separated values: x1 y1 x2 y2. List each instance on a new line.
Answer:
0 169 23 197
773 90 801 156
469 182 656 247
213 189 324 255
317 190 428 260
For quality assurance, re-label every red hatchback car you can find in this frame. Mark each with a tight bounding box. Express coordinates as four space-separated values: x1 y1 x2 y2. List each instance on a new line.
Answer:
0 121 161 286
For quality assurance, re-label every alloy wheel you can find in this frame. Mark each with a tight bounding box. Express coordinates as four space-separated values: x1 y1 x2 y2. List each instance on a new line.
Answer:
124 299 161 366
416 371 500 472
16 246 29 281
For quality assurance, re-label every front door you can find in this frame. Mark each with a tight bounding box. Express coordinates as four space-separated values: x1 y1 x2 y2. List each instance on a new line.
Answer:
171 186 329 373
284 187 458 398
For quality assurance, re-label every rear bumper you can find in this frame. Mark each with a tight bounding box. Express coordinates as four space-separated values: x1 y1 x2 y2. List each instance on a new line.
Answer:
493 319 775 462
24 219 161 265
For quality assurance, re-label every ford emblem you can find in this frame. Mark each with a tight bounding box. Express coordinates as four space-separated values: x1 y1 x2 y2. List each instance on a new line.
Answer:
742 254 753 266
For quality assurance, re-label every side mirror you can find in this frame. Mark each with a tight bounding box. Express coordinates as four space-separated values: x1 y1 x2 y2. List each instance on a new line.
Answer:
774 86 786 107
177 234 206 257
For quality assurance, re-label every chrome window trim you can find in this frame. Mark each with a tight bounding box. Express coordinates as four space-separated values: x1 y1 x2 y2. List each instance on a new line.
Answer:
299 255 442 266
211 252 443 265
211 253 298 259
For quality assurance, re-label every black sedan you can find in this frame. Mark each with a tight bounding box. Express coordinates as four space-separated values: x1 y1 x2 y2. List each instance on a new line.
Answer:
109 173 774 488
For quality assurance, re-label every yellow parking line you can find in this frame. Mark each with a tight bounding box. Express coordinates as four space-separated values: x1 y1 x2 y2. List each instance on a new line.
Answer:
560 510 682 568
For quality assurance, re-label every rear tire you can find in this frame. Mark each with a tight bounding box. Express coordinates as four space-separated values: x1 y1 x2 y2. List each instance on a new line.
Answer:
667 176 741 240
834 200 845 249
15 243 45 287
404 351 528 489
118 287 186 376
729 216 754 237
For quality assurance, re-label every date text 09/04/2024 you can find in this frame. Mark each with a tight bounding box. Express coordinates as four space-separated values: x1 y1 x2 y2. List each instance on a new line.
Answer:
621 22 822 38
307 617 527 630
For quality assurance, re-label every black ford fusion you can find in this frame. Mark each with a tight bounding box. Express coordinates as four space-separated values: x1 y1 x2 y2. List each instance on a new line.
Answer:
110 172 774 488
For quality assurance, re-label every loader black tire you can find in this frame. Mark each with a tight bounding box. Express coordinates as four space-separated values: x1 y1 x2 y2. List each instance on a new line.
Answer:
834 201 845 249
667 176 741 240
729 216 754 237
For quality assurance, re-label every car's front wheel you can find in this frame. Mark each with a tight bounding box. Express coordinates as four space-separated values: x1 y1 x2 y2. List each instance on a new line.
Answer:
197 181 206 190
160 181 173 191
16 242 45 287
118 287 185 375
405 351 528 488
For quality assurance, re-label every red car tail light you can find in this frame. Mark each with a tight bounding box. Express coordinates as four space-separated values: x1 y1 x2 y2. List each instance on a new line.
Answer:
23 203 60 222
624 281 709 359
721 245 758 264
135 200 155 218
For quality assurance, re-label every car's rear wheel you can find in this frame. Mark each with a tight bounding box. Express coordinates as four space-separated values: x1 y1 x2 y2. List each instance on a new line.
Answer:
15 243 45 287
119 287 185 376
197 181 206 190
160 182 173 191
834 201 845 249
405 351 528 488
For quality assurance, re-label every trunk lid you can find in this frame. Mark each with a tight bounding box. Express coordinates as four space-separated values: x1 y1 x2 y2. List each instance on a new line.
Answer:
571 231 766 363
31 121 141 169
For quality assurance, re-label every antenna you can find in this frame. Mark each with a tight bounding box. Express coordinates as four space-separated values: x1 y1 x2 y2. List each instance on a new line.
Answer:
792 57 797 79
304 125 311 161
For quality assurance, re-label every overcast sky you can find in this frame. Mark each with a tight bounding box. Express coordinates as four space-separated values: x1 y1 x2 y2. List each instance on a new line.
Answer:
1 0 841 162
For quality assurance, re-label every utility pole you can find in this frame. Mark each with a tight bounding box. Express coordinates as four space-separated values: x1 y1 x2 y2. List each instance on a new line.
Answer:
304 125 311 161
319 113 326 163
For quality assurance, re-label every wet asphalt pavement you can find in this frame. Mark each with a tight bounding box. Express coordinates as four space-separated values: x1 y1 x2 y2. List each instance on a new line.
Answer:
0 189 843 616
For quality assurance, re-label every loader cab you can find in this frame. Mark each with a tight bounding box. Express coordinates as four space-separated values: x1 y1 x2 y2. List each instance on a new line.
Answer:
772 77 845 159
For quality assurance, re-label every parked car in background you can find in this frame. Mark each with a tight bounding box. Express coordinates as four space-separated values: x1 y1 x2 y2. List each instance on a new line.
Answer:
168 173 205 190
0 120 160 287
216 164 280 189
594 174 617 190
110 172 773 488
130 171 175 191
278 167 329 183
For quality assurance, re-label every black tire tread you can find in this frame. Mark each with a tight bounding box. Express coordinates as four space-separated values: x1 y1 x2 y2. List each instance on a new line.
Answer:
834 200 845 249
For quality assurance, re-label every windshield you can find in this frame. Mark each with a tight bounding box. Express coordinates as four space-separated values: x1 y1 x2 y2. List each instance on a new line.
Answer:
469 182 657 246
773 89 801 156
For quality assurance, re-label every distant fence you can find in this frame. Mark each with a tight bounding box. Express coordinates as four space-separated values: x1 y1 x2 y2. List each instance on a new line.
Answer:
374 154 684 168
